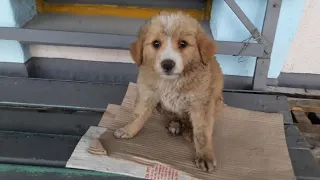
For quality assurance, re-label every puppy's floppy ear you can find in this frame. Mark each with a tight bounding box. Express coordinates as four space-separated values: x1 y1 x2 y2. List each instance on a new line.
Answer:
130 25 149 66
196 27 216 65
130 39 143 66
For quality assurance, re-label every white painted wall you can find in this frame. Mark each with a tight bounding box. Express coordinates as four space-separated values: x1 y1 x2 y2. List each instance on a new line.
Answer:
282 0 320 74
30 45 132 63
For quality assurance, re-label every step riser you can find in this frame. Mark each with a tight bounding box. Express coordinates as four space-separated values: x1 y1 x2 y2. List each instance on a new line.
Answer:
45 0 206 10
0 57 278 90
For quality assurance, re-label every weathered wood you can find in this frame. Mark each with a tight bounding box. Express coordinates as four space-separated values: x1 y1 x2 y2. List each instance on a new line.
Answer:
289 99 320 112
292 111 312 124
297 124 320 135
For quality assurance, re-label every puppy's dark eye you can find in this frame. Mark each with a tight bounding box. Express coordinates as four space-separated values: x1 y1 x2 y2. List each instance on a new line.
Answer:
179 40 187 48
152 40 161 48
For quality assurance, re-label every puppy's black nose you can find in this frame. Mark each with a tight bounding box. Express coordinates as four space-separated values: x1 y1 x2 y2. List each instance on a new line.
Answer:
161 59 175 72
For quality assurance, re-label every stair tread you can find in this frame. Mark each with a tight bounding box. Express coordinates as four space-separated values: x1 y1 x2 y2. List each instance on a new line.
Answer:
23 13 212 36
0 107 102 136
0 131 80 167
1 13 265 56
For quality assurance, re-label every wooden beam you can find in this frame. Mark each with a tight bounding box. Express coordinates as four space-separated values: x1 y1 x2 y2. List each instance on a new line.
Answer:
292 111 312 124
289 99 320 113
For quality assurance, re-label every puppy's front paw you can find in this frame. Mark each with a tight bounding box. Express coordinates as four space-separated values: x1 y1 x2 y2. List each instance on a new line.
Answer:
167 121 182 135
195 153 216 173
114 127 134 139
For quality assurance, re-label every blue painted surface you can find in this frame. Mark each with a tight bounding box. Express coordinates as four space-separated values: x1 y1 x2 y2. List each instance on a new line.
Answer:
0 0 36 63
0 0 36 27
11 0 37 27
210 0 304 78
0 1 16 27
0 40 30 63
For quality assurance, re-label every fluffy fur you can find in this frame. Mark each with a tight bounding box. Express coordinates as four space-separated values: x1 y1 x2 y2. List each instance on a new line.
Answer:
114 12 224 172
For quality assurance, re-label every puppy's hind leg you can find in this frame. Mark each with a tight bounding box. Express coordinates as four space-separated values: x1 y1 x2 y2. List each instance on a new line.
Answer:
167 120 182 135
156 103 183 136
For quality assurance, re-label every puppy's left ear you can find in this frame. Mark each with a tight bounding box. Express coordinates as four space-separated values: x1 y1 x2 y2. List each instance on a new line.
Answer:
196 27 216 65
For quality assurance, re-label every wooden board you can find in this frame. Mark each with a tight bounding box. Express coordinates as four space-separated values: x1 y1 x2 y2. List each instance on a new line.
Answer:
289 98 320 112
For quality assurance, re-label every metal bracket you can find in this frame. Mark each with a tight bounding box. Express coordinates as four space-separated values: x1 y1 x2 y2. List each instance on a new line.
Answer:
224 0 282 90
253 0 282 90
224 0 272 56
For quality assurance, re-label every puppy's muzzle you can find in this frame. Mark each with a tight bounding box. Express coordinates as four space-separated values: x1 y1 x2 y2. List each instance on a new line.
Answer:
161 59 176 73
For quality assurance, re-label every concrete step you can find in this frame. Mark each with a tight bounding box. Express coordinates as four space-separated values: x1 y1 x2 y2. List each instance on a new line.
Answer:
0 77 318 179
0 163 137 180
0 130 79 167
0 13 265 57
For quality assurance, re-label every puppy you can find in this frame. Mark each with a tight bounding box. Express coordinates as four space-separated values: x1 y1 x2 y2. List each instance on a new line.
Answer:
114 12 224 172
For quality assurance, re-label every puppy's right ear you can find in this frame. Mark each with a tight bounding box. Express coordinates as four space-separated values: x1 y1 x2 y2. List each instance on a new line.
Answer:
130 39 143 66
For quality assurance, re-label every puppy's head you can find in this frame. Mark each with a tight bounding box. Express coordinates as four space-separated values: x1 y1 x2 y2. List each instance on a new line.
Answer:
130 12 216 79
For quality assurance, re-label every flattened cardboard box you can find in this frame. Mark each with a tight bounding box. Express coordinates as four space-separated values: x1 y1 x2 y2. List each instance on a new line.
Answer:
68 82 295 180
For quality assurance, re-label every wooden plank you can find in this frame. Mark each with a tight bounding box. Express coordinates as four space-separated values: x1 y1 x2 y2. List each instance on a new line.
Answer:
289 99 320 112
297 124 320 135
292 111 312 124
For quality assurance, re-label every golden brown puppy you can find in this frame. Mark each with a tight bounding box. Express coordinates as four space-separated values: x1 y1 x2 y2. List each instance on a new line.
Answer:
114 12 224 172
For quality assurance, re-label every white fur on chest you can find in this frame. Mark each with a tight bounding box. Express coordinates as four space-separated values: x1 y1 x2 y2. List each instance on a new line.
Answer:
157 80 193 113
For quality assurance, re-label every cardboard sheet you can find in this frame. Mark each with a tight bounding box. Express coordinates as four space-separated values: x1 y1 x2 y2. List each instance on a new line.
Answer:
68 82 295 180
67 105 189 179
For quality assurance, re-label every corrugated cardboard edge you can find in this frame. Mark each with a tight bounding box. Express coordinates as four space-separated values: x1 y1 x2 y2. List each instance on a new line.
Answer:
67 104 195 180
98 104 120 127
89 104 119 155
88 138 107 155
66 126 151 179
